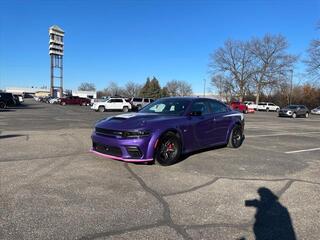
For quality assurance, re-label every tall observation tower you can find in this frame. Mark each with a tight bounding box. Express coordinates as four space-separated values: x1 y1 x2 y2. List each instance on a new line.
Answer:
49 25 64 97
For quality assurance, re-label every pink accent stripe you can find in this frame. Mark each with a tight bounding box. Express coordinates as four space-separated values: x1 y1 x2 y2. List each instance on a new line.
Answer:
90 148 153 162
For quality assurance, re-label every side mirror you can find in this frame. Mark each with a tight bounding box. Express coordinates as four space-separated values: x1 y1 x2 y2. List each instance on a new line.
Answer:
189 111 202 116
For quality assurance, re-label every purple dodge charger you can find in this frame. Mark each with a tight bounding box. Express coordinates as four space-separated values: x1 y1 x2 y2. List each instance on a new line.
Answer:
91 97 244 165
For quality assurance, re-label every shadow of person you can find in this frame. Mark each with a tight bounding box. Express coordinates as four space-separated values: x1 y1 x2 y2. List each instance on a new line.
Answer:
245 187 296 240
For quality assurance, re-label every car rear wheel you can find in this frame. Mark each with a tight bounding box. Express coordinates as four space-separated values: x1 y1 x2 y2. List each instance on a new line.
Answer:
305 112 309 118
266 108 269 112
228 125 244 148
98 106 105 112
81 102 86 106
155 132 181 166
123 106 129 112
292 112 297 119
0 102 6 109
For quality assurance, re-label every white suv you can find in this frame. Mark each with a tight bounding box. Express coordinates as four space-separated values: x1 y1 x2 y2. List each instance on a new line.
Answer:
91 98 132 112
257 102 280 112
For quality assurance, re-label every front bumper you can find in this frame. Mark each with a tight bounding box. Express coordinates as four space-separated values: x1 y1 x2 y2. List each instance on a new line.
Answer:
91 131 155 162
311 110 320 115
278 111 293 117
91 105 99 110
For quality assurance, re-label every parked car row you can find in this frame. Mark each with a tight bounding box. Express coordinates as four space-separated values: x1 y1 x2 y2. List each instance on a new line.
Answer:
0 93 23 108
91 97 154 112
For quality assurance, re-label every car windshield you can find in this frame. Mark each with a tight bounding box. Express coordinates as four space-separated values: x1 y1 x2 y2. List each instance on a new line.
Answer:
139 99 191 115
287 105 298 109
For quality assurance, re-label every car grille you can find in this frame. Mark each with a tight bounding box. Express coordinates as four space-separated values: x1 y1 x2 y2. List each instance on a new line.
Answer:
93 142 122 157
95 127 123 138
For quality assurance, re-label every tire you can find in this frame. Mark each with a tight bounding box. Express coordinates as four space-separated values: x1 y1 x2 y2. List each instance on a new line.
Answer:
98 106 105 112
81 102 86 106
276 108 280 112
123 106 129 112
266 108 269 112
61 102 66 106
228 125 244 148
155 132 181 166
243 109 248 114
0 102 6 109
292 112 297 119
305 112 309 118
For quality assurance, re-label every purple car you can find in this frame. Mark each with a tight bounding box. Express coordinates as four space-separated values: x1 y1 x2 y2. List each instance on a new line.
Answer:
91 97 244 165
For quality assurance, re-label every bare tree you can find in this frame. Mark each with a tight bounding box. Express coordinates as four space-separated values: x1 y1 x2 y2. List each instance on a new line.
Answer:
249 34 297 104
305 21 320 81
210 74 234 102
165 80 193 96
103 82 124 96
124 81 142 97
78 82 96 91
306 39 320 80
210 39 254 101
165 80 179 96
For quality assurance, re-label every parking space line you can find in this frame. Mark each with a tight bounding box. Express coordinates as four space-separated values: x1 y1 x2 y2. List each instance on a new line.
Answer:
285 148 320 154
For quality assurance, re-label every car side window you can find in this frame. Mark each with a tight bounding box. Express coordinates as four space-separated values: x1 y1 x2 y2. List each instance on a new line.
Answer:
207 100 228 113
191 101 210 115
143 99 149 103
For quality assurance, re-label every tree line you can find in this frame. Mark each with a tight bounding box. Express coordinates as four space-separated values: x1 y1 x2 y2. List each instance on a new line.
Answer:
78 77 193 99
210 27 320 108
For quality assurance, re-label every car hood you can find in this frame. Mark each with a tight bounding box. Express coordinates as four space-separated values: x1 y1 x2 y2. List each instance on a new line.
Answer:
95 113 183 130
280 108 295 111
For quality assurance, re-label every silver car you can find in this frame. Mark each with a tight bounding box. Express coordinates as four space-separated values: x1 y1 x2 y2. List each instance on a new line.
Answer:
311 106 320 115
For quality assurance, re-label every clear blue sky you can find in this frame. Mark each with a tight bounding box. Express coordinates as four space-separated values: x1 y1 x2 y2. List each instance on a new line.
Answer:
0 0 319 93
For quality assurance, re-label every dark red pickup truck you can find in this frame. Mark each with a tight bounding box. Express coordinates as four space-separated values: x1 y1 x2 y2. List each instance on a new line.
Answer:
60 96 91 106
230 101 248 113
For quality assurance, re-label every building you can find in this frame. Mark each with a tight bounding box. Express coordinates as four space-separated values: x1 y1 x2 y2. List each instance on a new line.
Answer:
72 90 97 99
5 87 50 97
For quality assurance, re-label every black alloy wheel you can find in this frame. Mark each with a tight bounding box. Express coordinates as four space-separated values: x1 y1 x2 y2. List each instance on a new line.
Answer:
228 125 244 148
0 102 6 109
155 132 181 166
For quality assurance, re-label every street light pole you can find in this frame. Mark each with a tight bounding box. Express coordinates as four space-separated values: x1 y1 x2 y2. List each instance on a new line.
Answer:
289 69 293 105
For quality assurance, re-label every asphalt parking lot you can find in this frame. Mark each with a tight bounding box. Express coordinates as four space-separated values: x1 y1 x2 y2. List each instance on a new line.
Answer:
1 99 320 240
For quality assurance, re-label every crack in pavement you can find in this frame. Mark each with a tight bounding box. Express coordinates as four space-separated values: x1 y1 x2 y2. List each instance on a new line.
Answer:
124 164 193 240
162 177 219 197
79 171 320 239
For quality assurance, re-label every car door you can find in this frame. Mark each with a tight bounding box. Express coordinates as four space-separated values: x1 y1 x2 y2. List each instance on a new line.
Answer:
189 100 215 147
207 99 231 144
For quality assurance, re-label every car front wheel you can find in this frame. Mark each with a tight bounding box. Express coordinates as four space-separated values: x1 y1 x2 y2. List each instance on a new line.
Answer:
228 125 244 148
155 132 181 166
0 102 6 109
292 112 297 119
123 106 129 112
98 106 105 112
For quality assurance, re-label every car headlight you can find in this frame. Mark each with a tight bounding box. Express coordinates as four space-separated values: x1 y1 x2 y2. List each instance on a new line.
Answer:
122 130 151 138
